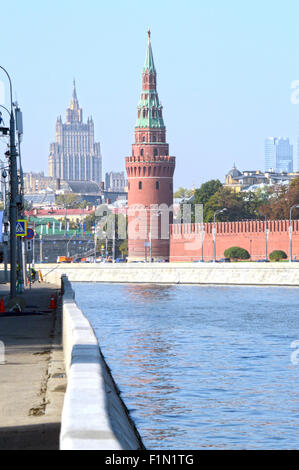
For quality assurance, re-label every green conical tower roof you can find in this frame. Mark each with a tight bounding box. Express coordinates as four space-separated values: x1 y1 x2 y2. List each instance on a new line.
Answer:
143 29 156 73
136 30 164 129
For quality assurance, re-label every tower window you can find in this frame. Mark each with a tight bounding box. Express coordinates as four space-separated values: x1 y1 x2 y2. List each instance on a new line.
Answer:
153 136 156 142
140 149 144 156
154 148 158 156
156 181 159 190
139 181 142 190
142 136 145 142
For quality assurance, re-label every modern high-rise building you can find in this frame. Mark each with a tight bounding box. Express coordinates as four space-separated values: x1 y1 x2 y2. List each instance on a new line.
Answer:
48 81 102 183
265 137 293 173
125 31 176 261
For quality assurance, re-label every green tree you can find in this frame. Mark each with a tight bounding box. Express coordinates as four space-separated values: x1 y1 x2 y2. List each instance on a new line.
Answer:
84 211 96 230
174 187 193 199
182 179 223 222
258 178 299 220
56 193 80 208
23 200 32 211
203 187 255 222
119 240 128 257
79 200 89 209
194 179 223 206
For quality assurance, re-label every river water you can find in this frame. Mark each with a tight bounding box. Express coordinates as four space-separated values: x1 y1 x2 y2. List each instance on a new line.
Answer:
73 283 299 450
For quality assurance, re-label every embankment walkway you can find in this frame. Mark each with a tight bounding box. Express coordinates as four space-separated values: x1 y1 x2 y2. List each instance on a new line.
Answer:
0 282 66 450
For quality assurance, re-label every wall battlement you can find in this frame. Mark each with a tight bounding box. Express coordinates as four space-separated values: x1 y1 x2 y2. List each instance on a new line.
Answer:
170 220 299 261
171 219 299 236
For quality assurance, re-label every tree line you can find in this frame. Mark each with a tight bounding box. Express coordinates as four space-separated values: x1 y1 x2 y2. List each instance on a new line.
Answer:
180 178 299 222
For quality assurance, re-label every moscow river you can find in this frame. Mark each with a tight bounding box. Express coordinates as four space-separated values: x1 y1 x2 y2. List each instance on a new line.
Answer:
74 283 299 450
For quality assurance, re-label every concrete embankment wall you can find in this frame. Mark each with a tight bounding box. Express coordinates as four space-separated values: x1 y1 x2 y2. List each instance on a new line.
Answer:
60 275 144 450
37 262 299 287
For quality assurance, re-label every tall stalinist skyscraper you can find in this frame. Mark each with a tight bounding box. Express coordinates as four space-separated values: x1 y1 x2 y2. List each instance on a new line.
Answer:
48 81 102 183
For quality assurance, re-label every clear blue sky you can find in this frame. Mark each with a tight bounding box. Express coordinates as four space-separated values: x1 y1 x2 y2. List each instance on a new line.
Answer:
1 0 299 189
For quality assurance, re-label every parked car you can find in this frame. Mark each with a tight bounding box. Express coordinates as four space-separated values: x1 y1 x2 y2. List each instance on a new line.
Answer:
219 258 231 263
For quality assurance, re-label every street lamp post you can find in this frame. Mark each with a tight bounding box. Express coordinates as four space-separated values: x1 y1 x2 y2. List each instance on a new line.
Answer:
289 204 299 262
200 224 205 262
1 167 8 282
0 65 18 299
112 229 115 263
213 208 227 262
260 213 268 261
67 233 76 258
149 209 160 263
64 206 67 236
94 231 97 262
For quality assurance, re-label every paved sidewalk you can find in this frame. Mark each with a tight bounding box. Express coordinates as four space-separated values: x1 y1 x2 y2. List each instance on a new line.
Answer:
0 282 66 450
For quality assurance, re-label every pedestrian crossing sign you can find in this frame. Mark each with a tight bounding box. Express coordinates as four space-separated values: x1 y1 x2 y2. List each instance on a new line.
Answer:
16 219 27 237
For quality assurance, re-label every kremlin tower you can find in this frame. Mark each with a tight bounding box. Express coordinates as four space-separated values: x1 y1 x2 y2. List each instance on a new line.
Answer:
125 31 176 261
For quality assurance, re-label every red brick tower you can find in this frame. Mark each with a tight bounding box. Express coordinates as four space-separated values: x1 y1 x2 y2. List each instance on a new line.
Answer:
125 31 176 261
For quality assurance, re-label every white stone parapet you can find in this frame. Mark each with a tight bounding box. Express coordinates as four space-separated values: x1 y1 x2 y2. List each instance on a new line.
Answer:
36 262 299 287
60 275 144 450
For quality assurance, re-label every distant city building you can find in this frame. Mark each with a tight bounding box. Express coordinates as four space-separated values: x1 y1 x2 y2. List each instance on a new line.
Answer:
25 207 94 223
265 137 293 173
105 171 127 192
225 164 299 193
24 193 56 208
23 172 58 194
48 81 102 184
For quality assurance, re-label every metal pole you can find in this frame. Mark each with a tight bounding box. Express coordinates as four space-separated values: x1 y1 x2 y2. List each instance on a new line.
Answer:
67 233 75 258
213 213 216 263
3 217 8 283
213 208 227 262
265 217 268 261
32 236 35 265
0 66 17 298
288 205 299 262
149 210 152 263
9 110 18 298
144 209 147 262
22 238 26 291
112 230 115 263
64 206 67 236
2 175 8 282
289 206 293 263
17 134 25 292
40 235 42 263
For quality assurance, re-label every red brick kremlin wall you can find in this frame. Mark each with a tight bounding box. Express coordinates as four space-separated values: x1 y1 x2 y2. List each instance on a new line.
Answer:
170 220 299 262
